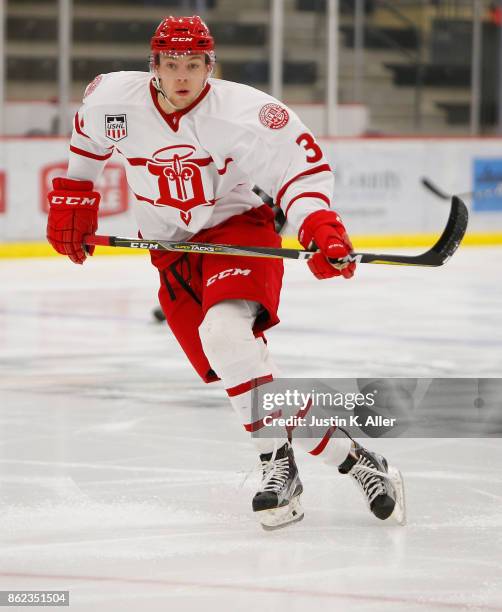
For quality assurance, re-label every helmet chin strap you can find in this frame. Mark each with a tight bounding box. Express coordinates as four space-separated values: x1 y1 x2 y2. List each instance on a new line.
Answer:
153 67 213 112
152 76 184 111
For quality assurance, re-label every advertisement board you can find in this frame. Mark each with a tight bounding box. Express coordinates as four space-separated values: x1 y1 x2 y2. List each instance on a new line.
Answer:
0 137 501 243
0 171 5 215
0 140 135 242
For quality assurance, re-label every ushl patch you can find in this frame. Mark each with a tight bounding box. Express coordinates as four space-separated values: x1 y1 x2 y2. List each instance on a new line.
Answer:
105 114 127 142
259 103 289 129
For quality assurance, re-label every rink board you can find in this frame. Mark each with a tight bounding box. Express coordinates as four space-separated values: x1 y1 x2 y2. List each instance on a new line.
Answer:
1 231 501 260
1 137 502 253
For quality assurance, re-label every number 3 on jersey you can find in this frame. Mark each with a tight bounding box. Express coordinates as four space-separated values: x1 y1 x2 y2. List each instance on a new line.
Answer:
296 133 323 163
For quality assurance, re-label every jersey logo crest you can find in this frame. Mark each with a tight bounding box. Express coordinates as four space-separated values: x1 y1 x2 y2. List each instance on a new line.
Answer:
84 74 103 99
259 103 289 130
146 145 207 225
105 114 128 142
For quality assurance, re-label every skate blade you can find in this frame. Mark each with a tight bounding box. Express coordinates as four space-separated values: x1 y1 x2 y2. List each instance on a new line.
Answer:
388 466 407 526
256 495 304 531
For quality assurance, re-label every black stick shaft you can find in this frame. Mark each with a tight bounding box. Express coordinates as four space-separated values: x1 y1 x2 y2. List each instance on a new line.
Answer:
85 196 468 268
422 176 502 200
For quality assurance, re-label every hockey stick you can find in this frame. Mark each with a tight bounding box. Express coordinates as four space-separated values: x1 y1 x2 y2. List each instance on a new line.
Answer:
421 176 502 201
84 196 468 268
252 185 287 234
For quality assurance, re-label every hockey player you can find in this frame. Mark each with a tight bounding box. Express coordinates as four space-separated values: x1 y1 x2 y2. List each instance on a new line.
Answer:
46 16 405 529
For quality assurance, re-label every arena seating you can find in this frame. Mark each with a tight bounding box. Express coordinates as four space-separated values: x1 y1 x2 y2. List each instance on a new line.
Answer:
5 0 498 132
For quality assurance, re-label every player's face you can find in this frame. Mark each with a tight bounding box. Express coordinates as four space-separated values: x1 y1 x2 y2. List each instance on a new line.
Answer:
156 54 211 109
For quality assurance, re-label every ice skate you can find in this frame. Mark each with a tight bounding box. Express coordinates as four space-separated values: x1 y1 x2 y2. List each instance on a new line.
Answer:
339 442 406 525
252 442 304 530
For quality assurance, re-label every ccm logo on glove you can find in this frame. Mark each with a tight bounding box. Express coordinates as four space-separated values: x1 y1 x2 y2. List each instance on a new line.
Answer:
50 195 99 206
46 177 101 265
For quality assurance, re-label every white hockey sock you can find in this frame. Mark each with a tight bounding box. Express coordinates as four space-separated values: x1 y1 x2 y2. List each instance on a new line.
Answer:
199 299 286 454
199 299 353 463
293 429 352 466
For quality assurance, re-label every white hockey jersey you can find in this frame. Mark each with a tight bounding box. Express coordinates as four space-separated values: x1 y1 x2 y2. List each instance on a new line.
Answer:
68 71 334 242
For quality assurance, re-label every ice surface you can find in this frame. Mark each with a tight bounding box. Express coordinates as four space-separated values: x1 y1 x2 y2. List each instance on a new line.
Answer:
1 250 501 611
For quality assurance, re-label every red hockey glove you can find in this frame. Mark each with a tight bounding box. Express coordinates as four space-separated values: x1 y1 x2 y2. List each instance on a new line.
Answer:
46 177 100 264
299 209 356 280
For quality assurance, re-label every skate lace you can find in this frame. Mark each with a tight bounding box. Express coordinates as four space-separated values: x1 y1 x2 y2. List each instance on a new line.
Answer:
351 455 386 506
260 456 290 493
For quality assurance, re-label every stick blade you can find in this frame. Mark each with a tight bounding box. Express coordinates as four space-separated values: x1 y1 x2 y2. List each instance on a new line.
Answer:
356 196 469 267
429 196 469 264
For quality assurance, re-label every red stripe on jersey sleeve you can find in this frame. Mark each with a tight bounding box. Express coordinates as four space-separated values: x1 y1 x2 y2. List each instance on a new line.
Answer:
70 145 113 161
74 113 90 139
276 164 332 209
284 191 331 218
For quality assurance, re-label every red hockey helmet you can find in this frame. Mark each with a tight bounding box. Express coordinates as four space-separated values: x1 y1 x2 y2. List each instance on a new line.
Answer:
150 16 215 63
